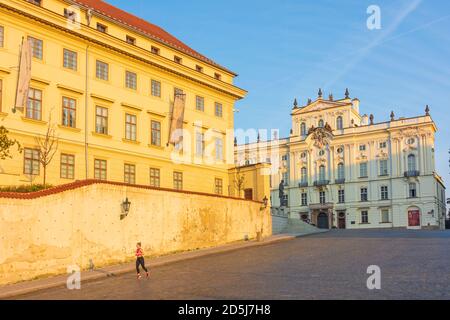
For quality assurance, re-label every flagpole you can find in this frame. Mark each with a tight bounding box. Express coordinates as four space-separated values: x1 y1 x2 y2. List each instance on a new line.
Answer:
12 37 24 114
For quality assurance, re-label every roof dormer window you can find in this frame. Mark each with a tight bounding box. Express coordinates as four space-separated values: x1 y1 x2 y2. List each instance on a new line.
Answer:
214 73 222 80
196 65 203 73
28 0 42 6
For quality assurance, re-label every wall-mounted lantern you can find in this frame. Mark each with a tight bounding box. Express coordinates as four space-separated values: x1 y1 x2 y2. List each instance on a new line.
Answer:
260 196 268 210
120 197 131 220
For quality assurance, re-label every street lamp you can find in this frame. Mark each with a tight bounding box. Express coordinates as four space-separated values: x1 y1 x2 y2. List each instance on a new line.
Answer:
120 197 131 220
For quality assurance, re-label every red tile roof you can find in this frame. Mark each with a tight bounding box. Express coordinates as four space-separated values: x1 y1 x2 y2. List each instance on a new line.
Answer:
72 0 234 74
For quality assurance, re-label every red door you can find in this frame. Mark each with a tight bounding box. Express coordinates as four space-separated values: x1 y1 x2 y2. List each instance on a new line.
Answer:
408 210 420 227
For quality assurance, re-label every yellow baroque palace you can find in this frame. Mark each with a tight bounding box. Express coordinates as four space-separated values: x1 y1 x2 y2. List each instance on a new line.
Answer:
0 0 249 195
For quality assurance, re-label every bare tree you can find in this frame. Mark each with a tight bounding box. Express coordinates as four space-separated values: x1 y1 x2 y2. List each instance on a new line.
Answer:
35 114 59 187
233 166 246 198
0 126 21 160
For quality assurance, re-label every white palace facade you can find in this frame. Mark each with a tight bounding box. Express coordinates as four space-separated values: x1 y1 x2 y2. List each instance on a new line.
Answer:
235 90 446 230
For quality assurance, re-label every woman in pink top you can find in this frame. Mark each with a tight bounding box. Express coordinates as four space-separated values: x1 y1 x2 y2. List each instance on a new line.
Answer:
135 242 149 279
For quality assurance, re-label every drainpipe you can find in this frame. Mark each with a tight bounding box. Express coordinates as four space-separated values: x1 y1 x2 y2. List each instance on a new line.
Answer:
84 44 90 179
388 130 394 227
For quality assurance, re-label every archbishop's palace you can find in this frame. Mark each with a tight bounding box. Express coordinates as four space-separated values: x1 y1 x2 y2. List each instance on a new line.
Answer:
235 89 447 230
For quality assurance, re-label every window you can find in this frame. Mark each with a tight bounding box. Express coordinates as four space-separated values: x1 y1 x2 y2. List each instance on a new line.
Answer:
337 163 345 180
215 138 223 161
0 79 3 112
196 132 205 157
318 119 324 128
318 165 326 181
195 96 204 112
381 186 389 200
24 148 39 175
196 65 203 72
28 36 43 59
151 80 161 97
282 155 288 161
151 46 160 55
63 49 77 70
126 35 136 45
26 88 42 120
336 116 343 130
215 178 223 195
96 60 109 80
359 162 368 178
173 171 183 190
125 71 137 90
360 187 368 202
300 122 306 136
407 138 415 145
174 56 182 64
124 164 136 184
244 188 254 200
409 183 417 198
361 211 369 224
125 114 137 141
215 102 223 117
379 159 388 176
408 154 416 172
149 168 160 187
95 106 108 134
64 8 78 23
94 159 107 180
379 141 387 148
62 97 76 128
151 120 161 146
282 172 289 185
97 23 108 33
381 209 390 223
301 167 307 183
174 87 183 98
214 73 222 80
0 26 4 48
319 191 326 204
60 154 75 179
338 189 345 203
301 193 307 206
28 0 42 5
359 144 366 151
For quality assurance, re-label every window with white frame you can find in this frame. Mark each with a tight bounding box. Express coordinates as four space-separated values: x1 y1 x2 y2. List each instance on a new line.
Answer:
360 187 368 201
282 172 289 185
361 211 369 223
336 116 343 130
63 49 77 70
319 165 326 181
301 192 307 206
300 122 306 136
359 162 368 178
409 183 417 198
381 209 390 223
337 163 345 180
215 138 223 161
338 189 345 203
381 185 389 200
379 159 388 176
408 154 416 172
319 191 326 204
301 167 307 183
125 71 137 90
0 26 5 48
196 132 205 157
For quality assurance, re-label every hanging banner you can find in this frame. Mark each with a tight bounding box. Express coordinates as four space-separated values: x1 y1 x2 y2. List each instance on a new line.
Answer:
169 93 186 145
15 38 32 112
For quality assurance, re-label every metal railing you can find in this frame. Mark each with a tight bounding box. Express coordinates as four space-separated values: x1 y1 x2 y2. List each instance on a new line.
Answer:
314 180 330 187
335 178 346 184
404 170 420 177
298 181 308 188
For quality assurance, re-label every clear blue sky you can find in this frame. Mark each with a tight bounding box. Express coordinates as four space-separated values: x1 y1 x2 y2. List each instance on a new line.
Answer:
109 0 450 191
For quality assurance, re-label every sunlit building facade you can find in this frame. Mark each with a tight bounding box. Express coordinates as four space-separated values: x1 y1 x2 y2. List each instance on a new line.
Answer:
236 90 446 229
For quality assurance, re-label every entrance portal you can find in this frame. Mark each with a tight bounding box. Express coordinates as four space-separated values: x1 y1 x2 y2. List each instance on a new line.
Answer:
317 212 329 229
338 212 346 229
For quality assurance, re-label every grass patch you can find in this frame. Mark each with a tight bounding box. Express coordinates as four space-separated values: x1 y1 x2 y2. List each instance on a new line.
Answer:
0 184 53 193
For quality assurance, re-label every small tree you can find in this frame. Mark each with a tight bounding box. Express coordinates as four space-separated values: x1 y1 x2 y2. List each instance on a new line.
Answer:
0 126 21 160
233 166 246 198
35 114 59 187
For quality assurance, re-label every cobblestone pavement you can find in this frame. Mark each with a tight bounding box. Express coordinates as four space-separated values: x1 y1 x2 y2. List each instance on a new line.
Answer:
13 229 450 300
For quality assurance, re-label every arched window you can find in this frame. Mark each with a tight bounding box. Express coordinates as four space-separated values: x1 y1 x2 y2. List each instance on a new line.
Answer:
319 165 326 181
337 163 345 180
336 116 343 130
318 119 324 128
300 122 306 136
408 154 416 172
301 167 307 183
